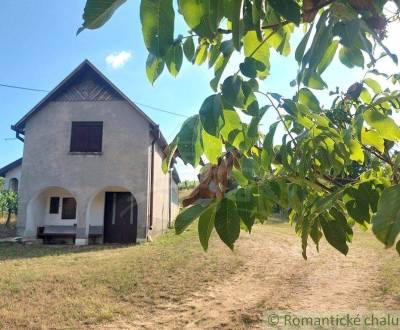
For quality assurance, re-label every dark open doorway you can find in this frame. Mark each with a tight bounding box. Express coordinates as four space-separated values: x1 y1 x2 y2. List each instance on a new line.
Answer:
103 192 137 243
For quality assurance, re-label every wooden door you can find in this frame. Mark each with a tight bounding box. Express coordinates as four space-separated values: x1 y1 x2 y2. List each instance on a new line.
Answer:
104 192 137 243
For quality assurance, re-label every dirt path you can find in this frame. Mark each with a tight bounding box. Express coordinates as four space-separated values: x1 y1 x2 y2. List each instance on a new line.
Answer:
105 225 399 329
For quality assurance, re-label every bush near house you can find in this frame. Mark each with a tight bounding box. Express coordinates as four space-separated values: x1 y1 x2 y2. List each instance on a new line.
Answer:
0 190 18 230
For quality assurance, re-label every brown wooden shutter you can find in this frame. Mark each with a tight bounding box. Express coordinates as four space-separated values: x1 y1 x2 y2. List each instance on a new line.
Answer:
70 122 103 152
61 198 77 219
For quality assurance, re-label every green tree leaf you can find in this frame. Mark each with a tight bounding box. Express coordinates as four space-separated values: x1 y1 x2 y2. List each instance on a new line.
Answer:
175 203 208 234
202 129 222 164
140 0 175 56
223 0 243 50
319 213 349 255
146 54 165 84
77 0 127 34
199 94 224 136
268 0 301 25
363 109 400 141
183 36 195 61
397 240 400 256
347 139 364 164
295 24 313 64
317 40 339 75
361 128 385 153
210 40 235 91
194 43 208 65
177 115 203 166
162 136 178 173
364 78 382 94
372 185 400 248
178 0 222 38
261 122 279 169
236 188 256 232
298 88 320 113
240 57 266 78
198 202 216 251
220 109 242 140
165 43 183 77
343 182 379 227
222 75 245 107
303 69 327 90
243 31 270 79
339 46 364 68
214 198 241 250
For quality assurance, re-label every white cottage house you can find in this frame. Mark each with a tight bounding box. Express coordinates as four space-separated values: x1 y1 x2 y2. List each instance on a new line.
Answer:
0 60 180 245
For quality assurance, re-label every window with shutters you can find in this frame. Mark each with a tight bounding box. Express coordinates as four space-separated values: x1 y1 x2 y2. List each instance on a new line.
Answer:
49 197 60 214
61 198 77 220
70 121 103 153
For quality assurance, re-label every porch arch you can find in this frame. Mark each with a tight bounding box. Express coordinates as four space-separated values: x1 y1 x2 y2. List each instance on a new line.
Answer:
25 186 78 237
87 186 138 243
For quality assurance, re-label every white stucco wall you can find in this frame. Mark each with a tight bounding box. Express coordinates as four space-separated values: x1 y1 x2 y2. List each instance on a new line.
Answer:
18 99 152 240
3 165 22 192
150 144 172 236
41 187 77 226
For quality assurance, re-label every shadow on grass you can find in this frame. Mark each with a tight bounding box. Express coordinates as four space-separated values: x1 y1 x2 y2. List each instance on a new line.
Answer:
0 241 137 262
0 217 16 239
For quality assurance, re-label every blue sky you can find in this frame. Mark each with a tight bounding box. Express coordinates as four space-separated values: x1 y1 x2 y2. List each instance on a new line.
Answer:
0 1 397 180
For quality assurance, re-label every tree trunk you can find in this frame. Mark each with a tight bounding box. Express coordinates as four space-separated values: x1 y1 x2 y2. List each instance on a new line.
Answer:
5 211 11 227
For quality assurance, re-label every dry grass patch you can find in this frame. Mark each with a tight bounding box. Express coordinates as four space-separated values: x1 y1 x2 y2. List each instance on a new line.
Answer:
0 221 398 329
0 227 242 329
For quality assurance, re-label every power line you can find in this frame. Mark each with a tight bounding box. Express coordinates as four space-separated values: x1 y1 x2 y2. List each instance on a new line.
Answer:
134 102 188 118
0 82 189 119
0 83 49 93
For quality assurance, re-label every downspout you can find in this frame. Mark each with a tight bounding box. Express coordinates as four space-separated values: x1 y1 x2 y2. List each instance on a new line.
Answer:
149 125 160 231
168 168 172 228
149 139 155 230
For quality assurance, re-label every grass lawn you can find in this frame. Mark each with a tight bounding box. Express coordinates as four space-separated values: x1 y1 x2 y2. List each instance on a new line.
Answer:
0 225 242 329
0 220 398 329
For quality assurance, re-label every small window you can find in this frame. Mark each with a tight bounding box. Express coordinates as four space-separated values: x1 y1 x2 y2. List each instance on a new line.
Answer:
9 178 19 193
70 121 103 153
62 198 77 220
49 197 60 214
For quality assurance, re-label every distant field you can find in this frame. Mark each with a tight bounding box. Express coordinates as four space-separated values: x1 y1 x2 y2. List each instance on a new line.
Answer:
0 219 398 329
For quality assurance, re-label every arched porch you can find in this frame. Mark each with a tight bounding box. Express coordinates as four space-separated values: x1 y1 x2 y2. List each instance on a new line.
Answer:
25 186 78 243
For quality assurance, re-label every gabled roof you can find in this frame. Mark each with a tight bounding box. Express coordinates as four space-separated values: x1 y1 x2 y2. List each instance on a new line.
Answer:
11 59 167 150
0 158 22 177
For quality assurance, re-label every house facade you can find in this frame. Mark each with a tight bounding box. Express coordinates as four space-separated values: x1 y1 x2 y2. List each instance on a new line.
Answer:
0 60 179 245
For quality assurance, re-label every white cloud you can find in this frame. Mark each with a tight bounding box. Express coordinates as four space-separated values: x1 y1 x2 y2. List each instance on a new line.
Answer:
106 51 132 69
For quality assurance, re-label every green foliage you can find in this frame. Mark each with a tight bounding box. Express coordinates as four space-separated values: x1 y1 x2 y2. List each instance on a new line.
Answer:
0 190 18 225
372 185 400 248
140 0 174 57
77 0 127 34
80 0 400 257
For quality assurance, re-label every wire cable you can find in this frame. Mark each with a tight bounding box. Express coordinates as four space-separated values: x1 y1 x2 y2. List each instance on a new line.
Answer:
0 82 189 118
